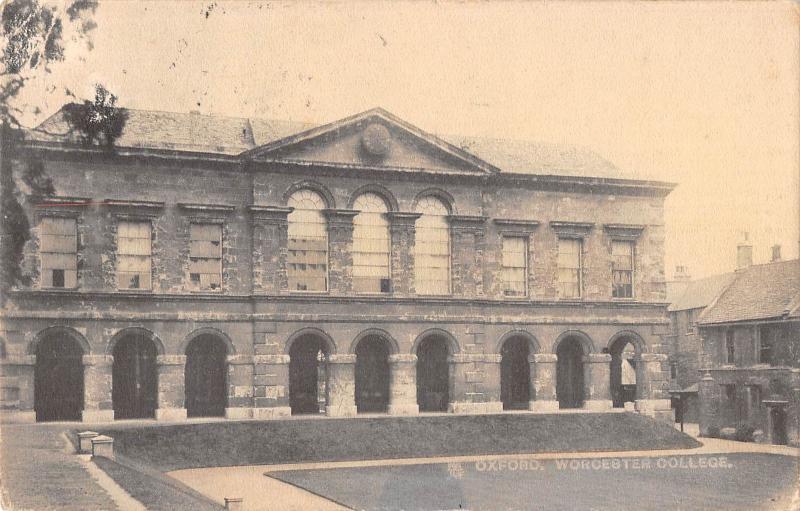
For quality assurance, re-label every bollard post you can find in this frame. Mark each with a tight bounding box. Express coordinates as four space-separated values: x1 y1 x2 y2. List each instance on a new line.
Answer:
224 497 243 511
91 435 114 459
77 431 99 454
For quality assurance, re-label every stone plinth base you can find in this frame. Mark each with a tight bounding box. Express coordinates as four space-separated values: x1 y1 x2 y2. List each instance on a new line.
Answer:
584 400 613 411
225 407 253 420
530 400 560 413
81 410 114 423
155 408 188 422
326 405 358 417
0 411 36 423
252 407 291 420
388 403 419 415
77 431 99 453
448 401 504 414
636 399 673 423
91 435 114 459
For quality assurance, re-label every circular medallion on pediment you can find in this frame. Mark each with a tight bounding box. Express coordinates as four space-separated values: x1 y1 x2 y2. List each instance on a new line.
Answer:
361 123 392 157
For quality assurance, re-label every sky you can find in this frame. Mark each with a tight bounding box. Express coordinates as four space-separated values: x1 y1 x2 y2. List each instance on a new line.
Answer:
15 1 800 279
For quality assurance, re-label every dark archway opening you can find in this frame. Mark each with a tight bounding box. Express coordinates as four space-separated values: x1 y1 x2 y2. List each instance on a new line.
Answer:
112 334 158 419
501 337 530 410
556 337 585 409
289 335 329 415
185 335 228 417
416 336 450 412
355 336 391 413
610 338 639 408
35 335 84 422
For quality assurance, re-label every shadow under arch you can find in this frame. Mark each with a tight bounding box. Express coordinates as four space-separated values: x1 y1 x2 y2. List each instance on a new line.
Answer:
180 327 236 356
495 329 541 355
410 328 461 355
349 328 400 355
607 330 648 409
29 326 91 356
552 330 595 355
606 330 648 355
284 327 337 355
106 327 166 356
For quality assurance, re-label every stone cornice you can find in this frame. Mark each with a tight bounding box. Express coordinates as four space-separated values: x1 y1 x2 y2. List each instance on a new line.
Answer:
178 203 236 213
322 209 360 226
0 355 36 366
493 218 541 232
603 223 645 239
388 354 418 364
550 221 594 237
252 354 289 364
247 205 293 217
104 199 165 209
385 211 422 226
328 354 357 364
448 354 502 363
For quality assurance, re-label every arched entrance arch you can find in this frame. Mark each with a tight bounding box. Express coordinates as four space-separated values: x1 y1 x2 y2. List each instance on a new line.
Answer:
354 334 393 413
499 333 535 410
415 331 455 412
608 332 646 408
34 329 86 422
289 332 331 415
185 333 229 417
555 333 592 409
112 330 159 419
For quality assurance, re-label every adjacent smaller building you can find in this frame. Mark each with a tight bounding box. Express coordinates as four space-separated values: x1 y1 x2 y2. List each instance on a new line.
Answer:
697 258 800 446
665 270 735 422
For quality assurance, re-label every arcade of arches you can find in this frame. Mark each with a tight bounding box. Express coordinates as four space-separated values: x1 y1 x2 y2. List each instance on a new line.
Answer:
11 328 671 424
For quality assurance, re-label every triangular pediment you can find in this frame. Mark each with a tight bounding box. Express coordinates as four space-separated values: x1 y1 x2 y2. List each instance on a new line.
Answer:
243 108 499 175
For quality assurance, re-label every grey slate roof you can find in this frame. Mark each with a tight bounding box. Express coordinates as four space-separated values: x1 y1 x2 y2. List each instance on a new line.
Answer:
667 273 736 312
698 259 800 325
442 135 644 180
29 105 643 180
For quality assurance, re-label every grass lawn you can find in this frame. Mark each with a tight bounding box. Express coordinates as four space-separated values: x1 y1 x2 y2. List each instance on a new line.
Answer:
93 412 699 472
272 453 799 511
92 456 223 511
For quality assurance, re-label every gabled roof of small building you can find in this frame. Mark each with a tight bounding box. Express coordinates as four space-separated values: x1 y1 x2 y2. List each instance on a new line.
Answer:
698 259 800 325
667 273 736 312
27 105 654 181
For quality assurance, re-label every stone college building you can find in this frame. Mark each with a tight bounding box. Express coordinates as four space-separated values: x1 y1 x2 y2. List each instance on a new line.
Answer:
1 107 677 424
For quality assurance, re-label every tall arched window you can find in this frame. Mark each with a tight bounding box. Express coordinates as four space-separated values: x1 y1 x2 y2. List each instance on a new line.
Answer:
352 193 391 293
287 189 328 291
415 196 450 295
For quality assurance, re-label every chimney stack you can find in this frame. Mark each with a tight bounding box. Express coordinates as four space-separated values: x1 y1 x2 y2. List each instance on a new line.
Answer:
771 244 782 262
674 265 691 281
736 232 753 270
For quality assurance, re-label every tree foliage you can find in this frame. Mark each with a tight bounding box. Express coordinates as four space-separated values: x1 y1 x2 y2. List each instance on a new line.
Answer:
1 0 105 297
63 84 129 148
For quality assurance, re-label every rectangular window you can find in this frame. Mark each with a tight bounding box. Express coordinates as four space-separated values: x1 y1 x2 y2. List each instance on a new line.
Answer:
189 223 222 290
685 310 695 334
725 330 735 365
611 240 634 298
287 215 328 292
40 217 77 288
669 361 678 380
759 328 773 365
557 237 582 299
501 236 528 297
747 385 761 414
117 221 151 290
